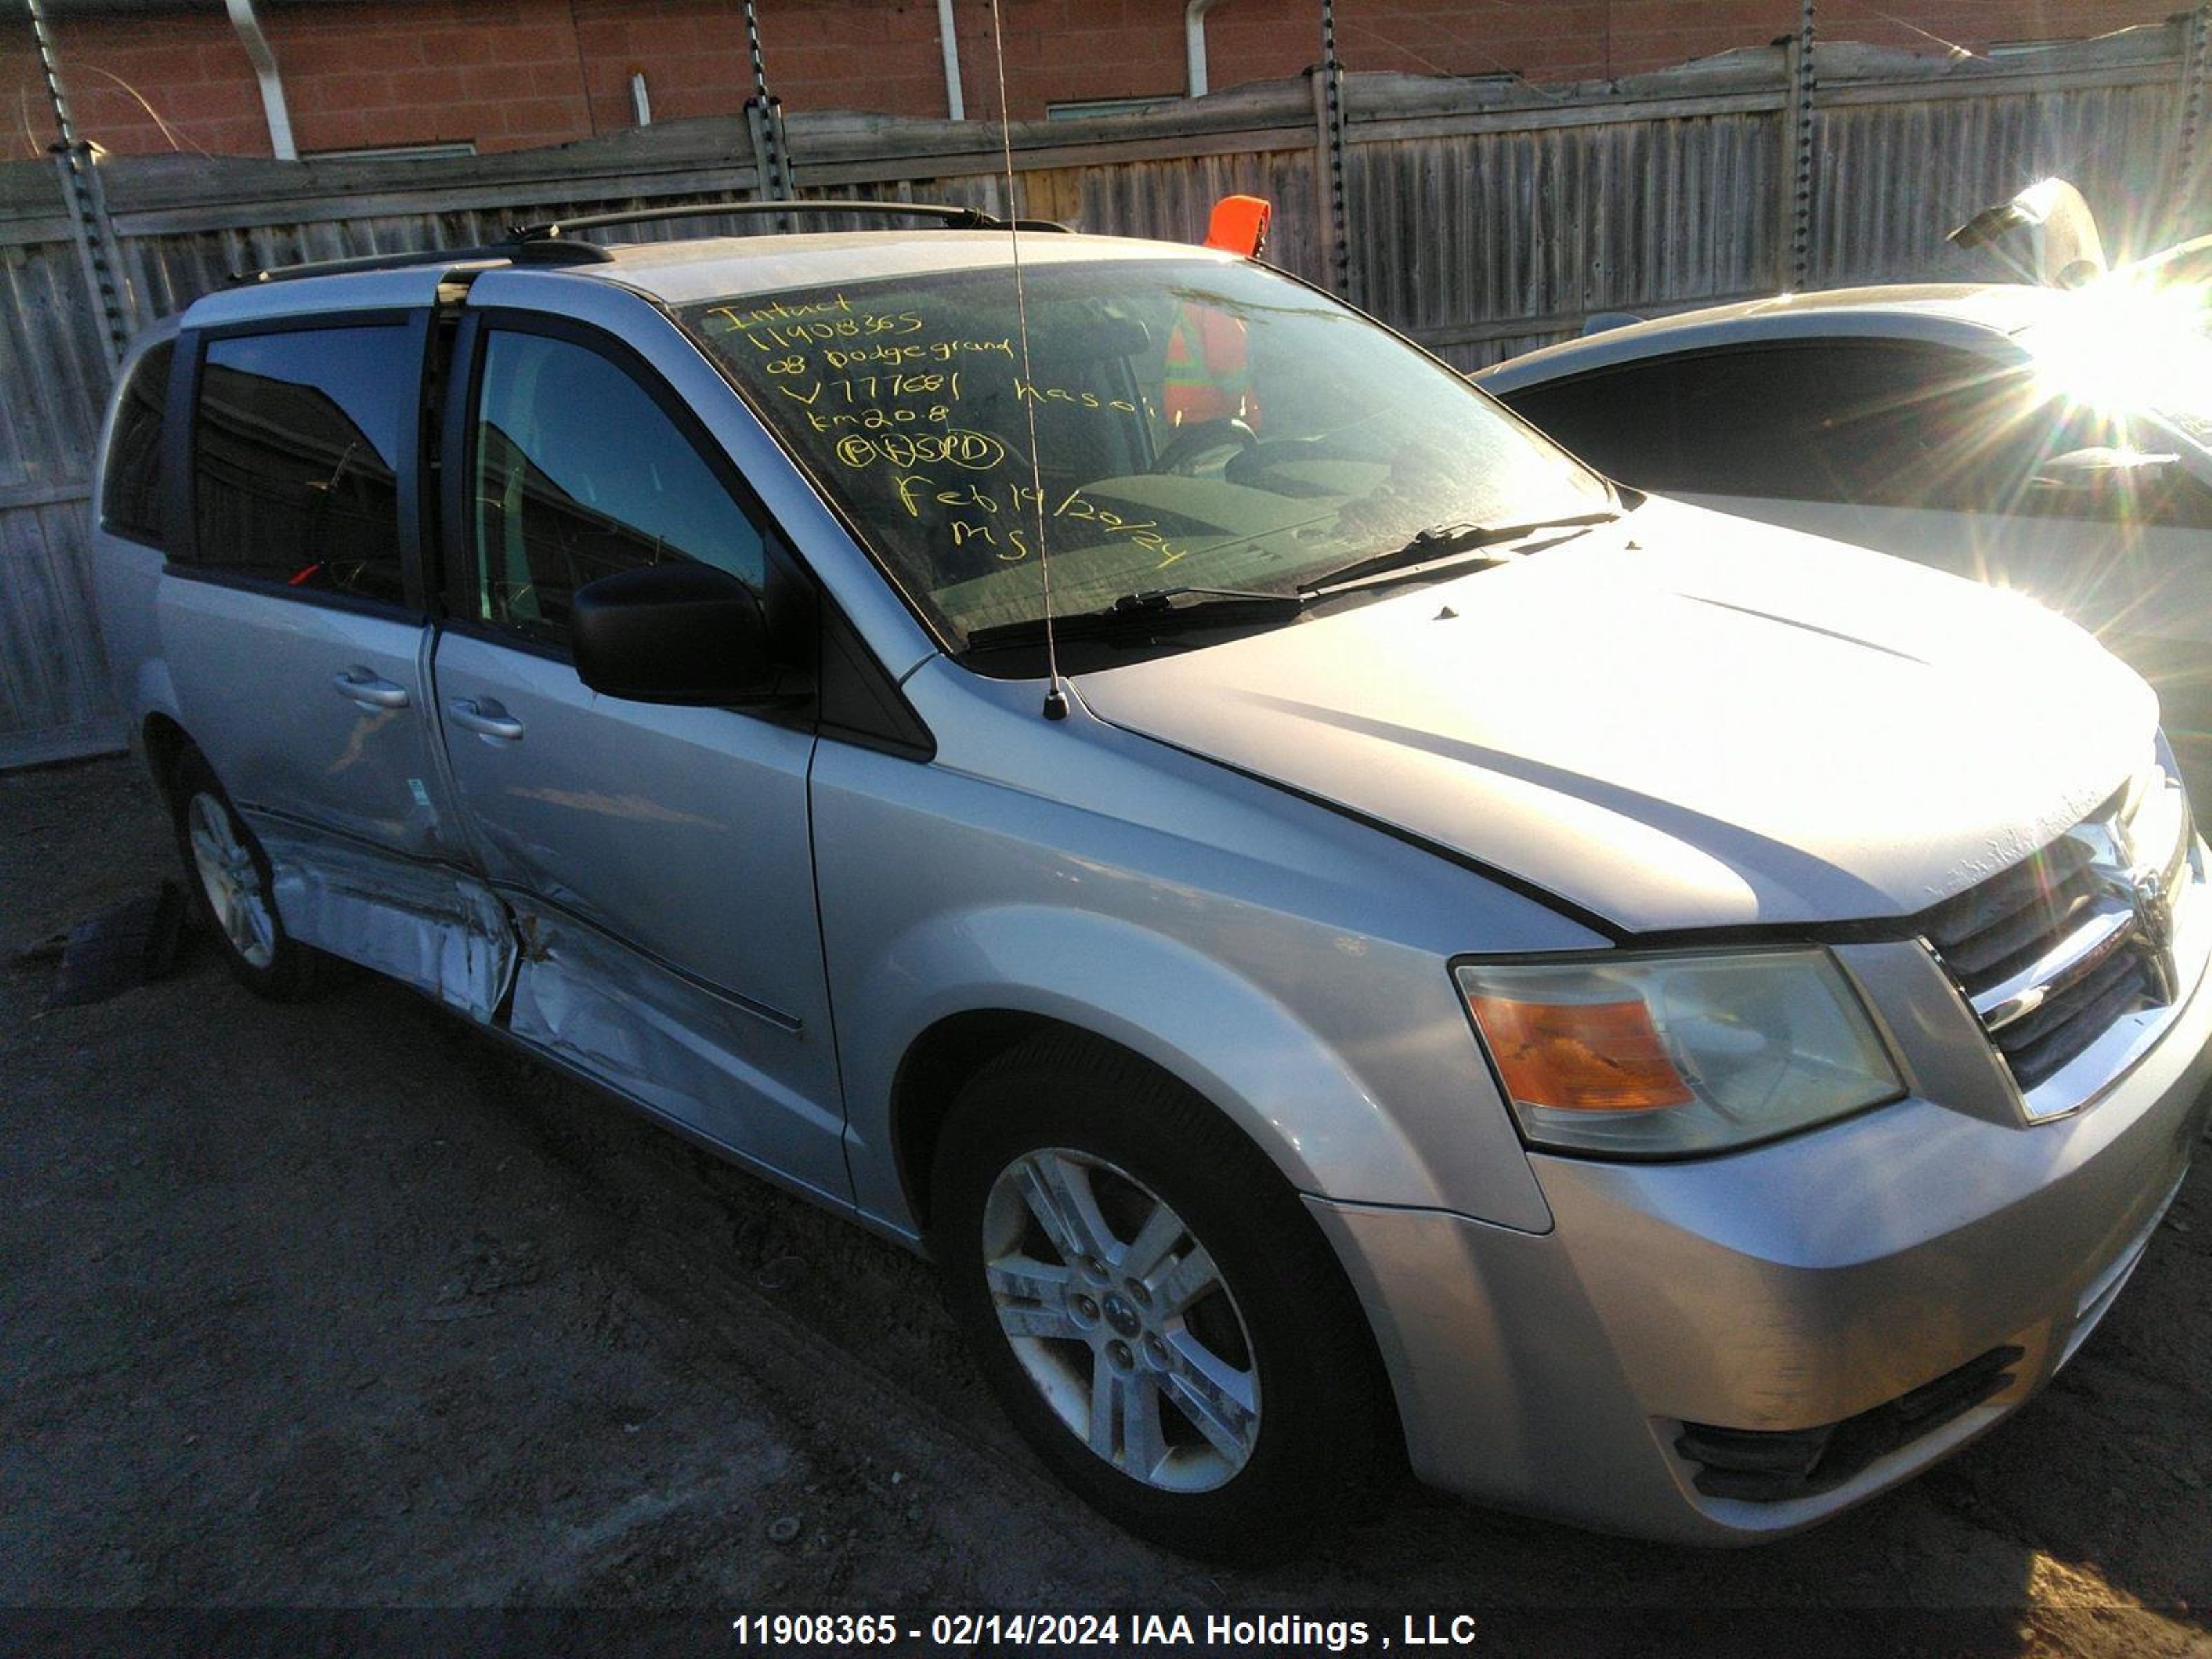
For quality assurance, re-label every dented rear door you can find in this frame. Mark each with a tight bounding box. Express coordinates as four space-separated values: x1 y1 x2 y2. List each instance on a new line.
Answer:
164 309 514 1020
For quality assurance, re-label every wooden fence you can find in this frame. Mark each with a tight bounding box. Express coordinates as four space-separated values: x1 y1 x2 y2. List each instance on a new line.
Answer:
0 19 2202 766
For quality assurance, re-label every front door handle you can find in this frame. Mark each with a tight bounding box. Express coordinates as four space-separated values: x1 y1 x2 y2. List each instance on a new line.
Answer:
447 697 525 742
332 666 410 710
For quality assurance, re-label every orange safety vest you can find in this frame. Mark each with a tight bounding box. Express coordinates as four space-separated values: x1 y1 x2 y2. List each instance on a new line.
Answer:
1163 305 1259 429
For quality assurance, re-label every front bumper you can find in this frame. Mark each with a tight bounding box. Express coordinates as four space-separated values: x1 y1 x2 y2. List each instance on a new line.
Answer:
1311 863 2212 1544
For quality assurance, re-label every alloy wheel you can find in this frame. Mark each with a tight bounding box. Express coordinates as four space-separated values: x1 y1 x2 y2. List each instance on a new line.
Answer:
185 791 278 970
981 1147 1261 1492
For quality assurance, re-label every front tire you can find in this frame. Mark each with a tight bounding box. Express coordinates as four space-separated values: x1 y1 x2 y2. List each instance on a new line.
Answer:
932 1032 1393 1562
170 747 325 1001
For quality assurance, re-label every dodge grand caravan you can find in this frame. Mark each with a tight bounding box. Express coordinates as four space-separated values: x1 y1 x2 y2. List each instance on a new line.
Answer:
90 205 2212 1560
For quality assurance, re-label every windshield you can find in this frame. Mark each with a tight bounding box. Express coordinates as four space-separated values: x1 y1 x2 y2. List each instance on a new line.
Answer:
679 256 1611 644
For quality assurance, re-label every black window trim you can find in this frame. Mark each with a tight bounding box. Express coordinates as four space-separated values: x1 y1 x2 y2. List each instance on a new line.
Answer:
100 336 178 549
165 305 437 621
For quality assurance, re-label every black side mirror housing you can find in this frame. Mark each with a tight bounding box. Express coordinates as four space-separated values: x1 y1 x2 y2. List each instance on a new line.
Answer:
571 562 784 705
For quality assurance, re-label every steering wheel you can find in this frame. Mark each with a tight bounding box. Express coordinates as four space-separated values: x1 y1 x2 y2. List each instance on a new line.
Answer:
1154 417 1259 475
1224 431 1365 490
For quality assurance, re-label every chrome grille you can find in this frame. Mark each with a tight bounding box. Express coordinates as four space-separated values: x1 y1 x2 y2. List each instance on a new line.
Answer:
1924 755 2198 1112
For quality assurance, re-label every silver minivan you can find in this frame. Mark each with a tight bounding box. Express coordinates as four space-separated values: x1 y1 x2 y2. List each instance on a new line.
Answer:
89 207 2212 1561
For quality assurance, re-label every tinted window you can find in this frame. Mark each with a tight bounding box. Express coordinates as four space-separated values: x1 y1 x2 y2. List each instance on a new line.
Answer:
191 326 413 603
101 339 174 545
1502 361 1681 486
470 331 766 648
1504 341 2148 517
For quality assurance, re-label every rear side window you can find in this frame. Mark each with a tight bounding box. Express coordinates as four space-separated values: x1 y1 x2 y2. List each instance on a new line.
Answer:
101 339 174 545
469 330 766 649
191 324 413 605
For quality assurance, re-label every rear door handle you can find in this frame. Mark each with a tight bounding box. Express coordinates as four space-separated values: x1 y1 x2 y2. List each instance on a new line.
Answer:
447 697 525 742
332 666 410 710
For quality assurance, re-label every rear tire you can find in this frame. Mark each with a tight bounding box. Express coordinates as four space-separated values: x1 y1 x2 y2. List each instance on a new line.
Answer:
170 747 326 1002
931 1031 1393 1562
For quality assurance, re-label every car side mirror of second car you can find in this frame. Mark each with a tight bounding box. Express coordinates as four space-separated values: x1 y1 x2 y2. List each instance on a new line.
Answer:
2031 445 2181 505
571 562 783 705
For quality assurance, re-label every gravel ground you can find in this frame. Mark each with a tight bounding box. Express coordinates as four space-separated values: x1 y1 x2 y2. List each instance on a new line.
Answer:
3 756 2209 1656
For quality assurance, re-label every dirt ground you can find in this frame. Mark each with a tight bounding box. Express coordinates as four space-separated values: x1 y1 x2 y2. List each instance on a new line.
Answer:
3 756 2210 1656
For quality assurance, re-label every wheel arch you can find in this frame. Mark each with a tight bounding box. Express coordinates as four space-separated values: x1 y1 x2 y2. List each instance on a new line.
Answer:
891 1006 1062 1237
855 905 1454 1242
142 710 191 809
904 1009 1414 1501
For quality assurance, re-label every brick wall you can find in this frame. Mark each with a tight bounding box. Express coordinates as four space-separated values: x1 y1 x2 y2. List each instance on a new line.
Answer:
2 8 265 161
0 0 2186 161
1302 0 2189 84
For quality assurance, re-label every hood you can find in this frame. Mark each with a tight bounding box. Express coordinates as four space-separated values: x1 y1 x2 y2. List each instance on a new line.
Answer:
1075 498 2157 933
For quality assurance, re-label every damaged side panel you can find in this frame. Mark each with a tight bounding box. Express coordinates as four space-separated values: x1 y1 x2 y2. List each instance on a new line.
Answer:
245 823 851 1210
252 820 518 1022
503 896 852 1207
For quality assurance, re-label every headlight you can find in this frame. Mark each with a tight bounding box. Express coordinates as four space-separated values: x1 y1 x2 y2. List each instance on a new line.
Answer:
1454 947 1904 1157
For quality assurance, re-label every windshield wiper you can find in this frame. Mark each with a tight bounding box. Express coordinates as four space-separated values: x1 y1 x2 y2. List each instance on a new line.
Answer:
963 585 1309 653
1297 510 1620 597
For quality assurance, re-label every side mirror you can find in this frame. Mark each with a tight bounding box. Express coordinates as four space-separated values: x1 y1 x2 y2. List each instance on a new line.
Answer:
2031 446 2180 501
571 562 780 704
1949 177 2107 288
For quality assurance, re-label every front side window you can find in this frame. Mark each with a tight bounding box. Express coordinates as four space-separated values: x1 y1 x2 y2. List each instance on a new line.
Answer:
1497 360 1683 487
1521 344 2006 505
1510 340 2212 527
469 331 767 649
191 325 411 603
679 256 1610 644
102 339 174 545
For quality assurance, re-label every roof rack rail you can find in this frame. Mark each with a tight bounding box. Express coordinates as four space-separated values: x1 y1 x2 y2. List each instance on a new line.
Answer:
229 238 612 288
507 198 1072 243
227 200 1069 288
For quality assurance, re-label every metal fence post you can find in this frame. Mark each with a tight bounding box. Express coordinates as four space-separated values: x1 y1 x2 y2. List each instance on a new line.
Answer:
742 0 794 216
25 0 133 373
2180 3 2210 230
1318 0 1352 301
1779 0 1818 291
1308 67 1333 291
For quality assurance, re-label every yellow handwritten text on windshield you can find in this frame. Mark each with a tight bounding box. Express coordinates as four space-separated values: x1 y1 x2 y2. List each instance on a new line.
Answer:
706 293 1171 567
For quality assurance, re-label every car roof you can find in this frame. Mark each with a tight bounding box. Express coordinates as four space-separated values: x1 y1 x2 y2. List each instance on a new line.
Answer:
581 229 1232 306
2120 231 2212 279
1474 282 2066 391
180 229 1234 331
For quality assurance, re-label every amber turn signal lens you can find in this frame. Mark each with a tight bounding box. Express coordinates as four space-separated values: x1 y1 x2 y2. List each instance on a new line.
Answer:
1465 994 1694 1113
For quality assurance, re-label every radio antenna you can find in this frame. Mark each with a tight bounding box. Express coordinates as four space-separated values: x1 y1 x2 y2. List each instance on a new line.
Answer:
987 0 1069 720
